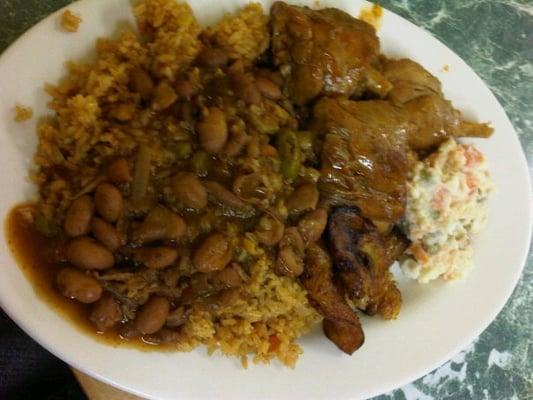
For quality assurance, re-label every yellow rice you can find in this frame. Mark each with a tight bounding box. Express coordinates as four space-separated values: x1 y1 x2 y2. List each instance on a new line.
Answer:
32 0 320 367
14 104 33 122
61 10 82 33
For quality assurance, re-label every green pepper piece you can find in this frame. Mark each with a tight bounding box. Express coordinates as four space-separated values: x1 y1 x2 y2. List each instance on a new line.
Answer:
276 129 302 180
298 131 314 152
172 141 192 160
190 150 210 177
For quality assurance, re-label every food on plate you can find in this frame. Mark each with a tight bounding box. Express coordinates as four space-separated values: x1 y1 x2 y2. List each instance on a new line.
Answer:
311 97 409 223
358 3 384 30
6 0 493 366
400 139 494 282
301 244 364 354
271 1 380 105
327 208 406 320
381 59 493 150
61 9 82 32
14 104 33 122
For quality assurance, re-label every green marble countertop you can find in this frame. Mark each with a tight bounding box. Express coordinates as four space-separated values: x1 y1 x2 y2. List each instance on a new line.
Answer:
0 1 531 399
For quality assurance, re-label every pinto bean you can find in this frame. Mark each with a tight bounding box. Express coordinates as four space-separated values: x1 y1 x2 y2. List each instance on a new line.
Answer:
254 215 285 246
230 72 261 105
182 273 211 302
175 79 196 99
276 227 305 277
223 129 250 158
277 247 304 277
66 237 114 270
260 144 278 158
232 173 269 204
133 247 178 269
56 267 102 303
196 107 228 154
202 288 241 311
134 296 170 335
203 180 255 218
212 264 243 289
228 59 245 74
255 77 282 100
106 158 132 183
94 183 123 223
91 217 125 251
193 233 232 273
297 208 328 246
165 306 186 327
119 322 140 339
286 183 319 215
197 47 229 68
64 195 94 237
256 69 284 87
89 293 122 331
131 206 186 244
171 172 208 209
144 328 184 344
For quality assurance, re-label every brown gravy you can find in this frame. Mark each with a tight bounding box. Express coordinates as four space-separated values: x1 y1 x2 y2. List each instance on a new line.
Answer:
5 204 174 351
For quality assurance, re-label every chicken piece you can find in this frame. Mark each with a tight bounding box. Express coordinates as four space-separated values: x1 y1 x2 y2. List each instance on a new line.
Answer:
382 58 493 150
381 58 442 105
364 66 393 98
311 97 409 223
301 243 364 354
271 1 380 105
323 319 365 355
327 207 404 320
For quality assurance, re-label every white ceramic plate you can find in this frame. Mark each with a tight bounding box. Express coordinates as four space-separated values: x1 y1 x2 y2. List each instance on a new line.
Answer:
0 1 531 399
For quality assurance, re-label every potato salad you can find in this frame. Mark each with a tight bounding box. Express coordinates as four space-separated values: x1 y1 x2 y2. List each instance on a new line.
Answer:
400 139 494 283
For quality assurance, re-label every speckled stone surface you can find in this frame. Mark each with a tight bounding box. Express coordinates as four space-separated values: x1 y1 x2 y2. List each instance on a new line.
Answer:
0 1 531 399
